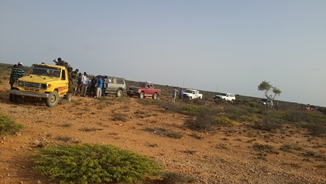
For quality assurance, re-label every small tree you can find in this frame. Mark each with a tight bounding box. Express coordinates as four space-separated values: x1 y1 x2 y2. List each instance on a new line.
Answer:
258 81 281 108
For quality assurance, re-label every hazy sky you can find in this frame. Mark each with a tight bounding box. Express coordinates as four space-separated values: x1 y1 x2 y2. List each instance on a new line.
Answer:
1 0 325 107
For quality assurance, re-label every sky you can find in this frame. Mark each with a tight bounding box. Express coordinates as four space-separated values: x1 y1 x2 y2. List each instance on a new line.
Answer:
1 0 325 107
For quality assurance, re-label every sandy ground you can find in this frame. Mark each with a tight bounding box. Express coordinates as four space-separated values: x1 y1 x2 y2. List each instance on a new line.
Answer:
0 82 325 184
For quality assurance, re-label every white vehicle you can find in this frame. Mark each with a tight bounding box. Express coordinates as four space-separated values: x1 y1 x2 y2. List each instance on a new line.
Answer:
214 93 235 101
182 89 203 99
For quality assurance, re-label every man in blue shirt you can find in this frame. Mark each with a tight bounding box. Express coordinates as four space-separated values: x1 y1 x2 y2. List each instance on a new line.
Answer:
96 76 103 98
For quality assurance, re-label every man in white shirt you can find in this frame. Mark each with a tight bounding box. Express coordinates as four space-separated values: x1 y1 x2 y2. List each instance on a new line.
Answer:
81 72 87 96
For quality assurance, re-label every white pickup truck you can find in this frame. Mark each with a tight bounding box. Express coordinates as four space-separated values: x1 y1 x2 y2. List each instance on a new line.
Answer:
183 89 203 99
214 93 236 101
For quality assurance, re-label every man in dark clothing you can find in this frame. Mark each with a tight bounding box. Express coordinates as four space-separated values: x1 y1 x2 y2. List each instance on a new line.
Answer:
9 62 24 101
89 76 97 97
10 62 24 88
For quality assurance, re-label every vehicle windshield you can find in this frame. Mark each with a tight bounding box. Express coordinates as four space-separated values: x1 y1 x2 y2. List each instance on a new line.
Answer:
31 65 61 77
138 82 148 88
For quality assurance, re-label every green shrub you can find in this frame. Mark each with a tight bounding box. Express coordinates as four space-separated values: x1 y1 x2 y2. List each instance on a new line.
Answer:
33 144 163 183
182 105 200 115
214 116 235 126
0 114 23 135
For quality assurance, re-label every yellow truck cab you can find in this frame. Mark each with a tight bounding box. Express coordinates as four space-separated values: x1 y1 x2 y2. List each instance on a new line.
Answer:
10 63 71 107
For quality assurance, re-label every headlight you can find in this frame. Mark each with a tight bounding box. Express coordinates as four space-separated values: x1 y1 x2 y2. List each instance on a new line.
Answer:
17 81 24 86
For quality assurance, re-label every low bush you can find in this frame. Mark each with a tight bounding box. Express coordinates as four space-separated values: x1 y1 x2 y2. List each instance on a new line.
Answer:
304 150 326 161
33 144 163 183
55 136 73 142
280 144 303 152
144 127 183 139
153 101 183 113
317 107 326 115
252 118 284 132
214 116 235 126
0 114 23 135
182 105 200 115
159 171 197 183
253 143 277 154
112 113 128 122
184 108 221 131
303 123 326 137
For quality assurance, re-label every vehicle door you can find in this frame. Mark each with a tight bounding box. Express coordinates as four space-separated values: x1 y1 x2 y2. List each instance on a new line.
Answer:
145 84 155 95
193 91 198 98
106 77 115 93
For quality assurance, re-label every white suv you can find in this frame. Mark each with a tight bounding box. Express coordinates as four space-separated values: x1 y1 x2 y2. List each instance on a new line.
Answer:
214 93 235 101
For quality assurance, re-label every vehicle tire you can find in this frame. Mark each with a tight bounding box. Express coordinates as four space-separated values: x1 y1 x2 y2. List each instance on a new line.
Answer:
11 94 19 103
64 93 72 102
139 92 145 99
116 89 122 97
46 91 59 107
152 93 157 100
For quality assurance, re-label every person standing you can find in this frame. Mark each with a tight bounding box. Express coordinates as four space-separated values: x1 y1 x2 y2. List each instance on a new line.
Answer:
179 88 184 99
10 62 24 88
80 72 87 96
67 66 75 93
77 73 82 95
102 76 108 97
9 62 24 101
83 74 89 97
96 76 103 98
89 76 97 97
72 69 79 95
172 87 178 103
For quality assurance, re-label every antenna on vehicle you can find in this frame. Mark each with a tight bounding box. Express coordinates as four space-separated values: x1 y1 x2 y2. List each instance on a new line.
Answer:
215 84 218 95
182 78 185 88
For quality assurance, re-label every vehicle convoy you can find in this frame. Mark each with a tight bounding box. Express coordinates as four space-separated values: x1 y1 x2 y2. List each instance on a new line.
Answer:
214 93 236 101
9 63 72 107
127 82 161 99
183 89 203 99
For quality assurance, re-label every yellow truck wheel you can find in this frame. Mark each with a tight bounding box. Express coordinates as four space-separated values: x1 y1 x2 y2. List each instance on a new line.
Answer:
46 91 59 107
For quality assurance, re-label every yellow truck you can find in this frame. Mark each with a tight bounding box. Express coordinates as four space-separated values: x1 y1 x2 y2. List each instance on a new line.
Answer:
9 63 72 107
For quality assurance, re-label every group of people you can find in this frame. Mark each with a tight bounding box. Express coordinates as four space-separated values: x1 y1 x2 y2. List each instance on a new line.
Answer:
172 87 184 103
53 57 109 99
75 73 109 99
